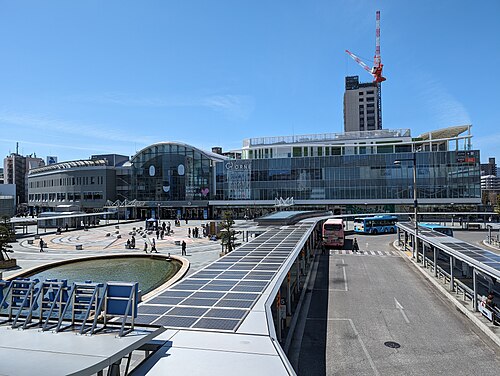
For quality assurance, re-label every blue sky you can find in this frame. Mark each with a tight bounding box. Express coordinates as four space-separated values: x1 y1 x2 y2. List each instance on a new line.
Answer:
0 0 499 163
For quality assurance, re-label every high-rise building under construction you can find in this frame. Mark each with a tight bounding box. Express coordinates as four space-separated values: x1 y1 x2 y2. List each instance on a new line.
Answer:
343 75 381 132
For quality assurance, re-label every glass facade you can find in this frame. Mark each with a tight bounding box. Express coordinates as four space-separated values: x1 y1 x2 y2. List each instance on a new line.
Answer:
131 143 222 203
215 150 481 201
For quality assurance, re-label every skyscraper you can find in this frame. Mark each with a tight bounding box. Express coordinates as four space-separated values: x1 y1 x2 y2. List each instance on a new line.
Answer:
343 76 381 133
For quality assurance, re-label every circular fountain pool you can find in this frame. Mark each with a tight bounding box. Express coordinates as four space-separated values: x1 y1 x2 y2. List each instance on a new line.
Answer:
22 255 182 295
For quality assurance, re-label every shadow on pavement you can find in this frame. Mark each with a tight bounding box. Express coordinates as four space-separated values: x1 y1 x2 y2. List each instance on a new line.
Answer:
297 251 330 375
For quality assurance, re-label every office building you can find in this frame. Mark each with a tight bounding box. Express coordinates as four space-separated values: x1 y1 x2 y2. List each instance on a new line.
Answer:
481 157 497 177
3 153 45 206
343 76 381 132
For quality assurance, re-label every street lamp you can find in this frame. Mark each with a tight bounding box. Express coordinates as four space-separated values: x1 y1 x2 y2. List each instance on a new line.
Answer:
394 153 419 261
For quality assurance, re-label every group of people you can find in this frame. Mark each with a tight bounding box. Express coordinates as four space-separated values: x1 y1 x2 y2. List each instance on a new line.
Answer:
126 235 136 249
188 227 201 238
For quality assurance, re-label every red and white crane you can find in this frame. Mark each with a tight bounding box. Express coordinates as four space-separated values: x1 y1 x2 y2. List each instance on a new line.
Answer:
345 11 386 128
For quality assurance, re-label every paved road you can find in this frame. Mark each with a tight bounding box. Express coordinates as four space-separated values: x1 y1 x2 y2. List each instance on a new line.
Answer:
295 233 500 375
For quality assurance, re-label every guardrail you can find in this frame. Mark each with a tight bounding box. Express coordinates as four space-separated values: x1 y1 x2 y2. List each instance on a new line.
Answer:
424 258 474 303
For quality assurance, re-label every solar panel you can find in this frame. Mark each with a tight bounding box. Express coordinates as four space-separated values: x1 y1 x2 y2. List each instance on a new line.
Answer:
193 318 240 331
146 297 187 305
204 308 247 320
215 299 255 309
168 307 209 317
154 315 199 327
191 291 225 299
181 298 220 307
139 305 173 315
224 292 259 301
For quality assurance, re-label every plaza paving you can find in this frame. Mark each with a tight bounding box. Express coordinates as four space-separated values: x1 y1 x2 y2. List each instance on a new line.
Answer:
2 219 225 279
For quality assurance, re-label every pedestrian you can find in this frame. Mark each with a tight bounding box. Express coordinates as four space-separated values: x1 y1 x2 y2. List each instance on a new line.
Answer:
39 238 44 252
321 239 326 255
65 224 69 231
181 240 187 256
131 235 136 249
156 229 160 239
160 229 164 240
188 228 191 238
151 238 158 253
352 238 359 253
143 241 148 253
162 222 166 232
126 239 131 249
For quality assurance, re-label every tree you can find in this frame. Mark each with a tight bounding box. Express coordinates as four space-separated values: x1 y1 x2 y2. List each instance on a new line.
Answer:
219 211 241 254
0 217 14 262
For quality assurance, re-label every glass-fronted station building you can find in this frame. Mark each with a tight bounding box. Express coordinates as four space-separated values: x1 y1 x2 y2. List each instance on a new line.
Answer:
27 125 481 219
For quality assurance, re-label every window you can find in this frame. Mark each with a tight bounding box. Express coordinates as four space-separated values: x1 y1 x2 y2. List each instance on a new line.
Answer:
318 147 323 157
90 177 95 184
292 147 302 157
367 103 375 108
366 97 375 102
367 90 374 94
303 147 308 157
325 147 330 156
358 92 363 95
359 98 364 102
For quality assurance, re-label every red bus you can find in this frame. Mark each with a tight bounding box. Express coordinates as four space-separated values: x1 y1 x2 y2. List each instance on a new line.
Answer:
322 219 345 248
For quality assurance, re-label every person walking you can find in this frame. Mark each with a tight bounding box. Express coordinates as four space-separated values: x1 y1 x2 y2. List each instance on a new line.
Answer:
352 238 359 253
143 241 148 253
156 229 160 240
188 228 191 238
151 238 158 253
181 240 187 256
39 238 44 252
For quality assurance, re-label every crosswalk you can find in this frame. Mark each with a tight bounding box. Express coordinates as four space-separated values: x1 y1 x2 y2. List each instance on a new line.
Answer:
329 249 401 257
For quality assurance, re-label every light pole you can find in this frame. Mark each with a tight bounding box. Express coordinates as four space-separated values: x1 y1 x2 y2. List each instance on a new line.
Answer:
394 153 419 261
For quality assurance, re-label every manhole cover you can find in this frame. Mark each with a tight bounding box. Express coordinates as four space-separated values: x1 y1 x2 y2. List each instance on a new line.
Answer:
384 341 401 349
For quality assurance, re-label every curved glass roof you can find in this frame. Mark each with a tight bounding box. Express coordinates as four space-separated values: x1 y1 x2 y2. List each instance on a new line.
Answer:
29 159 108 174
132 141 228 163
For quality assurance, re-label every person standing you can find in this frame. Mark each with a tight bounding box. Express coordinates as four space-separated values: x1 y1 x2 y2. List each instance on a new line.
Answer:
188 228 191 238
131 235 136 249
181 240 187 256
352 238 359 253
39 238 44 252
143 241 148 253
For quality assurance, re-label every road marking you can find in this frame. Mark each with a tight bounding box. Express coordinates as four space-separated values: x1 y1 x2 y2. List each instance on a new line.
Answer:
394 297 410 324
328 258 348 292
331 318 380 376
341 258 348 291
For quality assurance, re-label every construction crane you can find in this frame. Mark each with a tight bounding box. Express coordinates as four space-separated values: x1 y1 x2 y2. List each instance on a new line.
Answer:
345 10 385 129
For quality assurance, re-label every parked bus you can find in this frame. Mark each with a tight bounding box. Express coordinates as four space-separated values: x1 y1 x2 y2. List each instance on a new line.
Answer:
419 223 454 237
322 218 345 247
353 215 397 234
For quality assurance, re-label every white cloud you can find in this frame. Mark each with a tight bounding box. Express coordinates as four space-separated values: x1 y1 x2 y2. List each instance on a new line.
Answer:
76 92 255 121
415 74 471 127
0 111 152 145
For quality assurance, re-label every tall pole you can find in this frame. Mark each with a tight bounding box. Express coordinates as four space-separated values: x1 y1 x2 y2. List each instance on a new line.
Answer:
413 153 418 260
